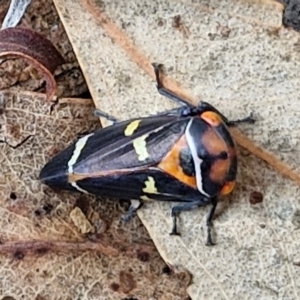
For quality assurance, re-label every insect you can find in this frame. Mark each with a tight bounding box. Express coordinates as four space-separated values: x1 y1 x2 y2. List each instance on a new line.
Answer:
39 63 254 245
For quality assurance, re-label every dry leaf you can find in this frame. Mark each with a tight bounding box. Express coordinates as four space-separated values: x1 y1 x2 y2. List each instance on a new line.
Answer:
70 206 95 234
0 27 64 99
0 90 190 299
52 0 300 299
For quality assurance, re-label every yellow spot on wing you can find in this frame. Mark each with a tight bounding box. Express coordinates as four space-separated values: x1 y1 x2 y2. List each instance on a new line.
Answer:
142 176 158 194
133 134 149 161
124 120 141 136
140 195 153 201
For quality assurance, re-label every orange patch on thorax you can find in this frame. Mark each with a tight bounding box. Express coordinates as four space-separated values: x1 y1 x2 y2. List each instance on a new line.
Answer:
158 135 197 189
201 127 228 156
209 159 230 184
220 181 235 195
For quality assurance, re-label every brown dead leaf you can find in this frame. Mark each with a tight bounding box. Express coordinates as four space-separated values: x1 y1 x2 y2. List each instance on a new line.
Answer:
0 89 190 299
70 206 95 234
0 27 64 100
52 0 300 299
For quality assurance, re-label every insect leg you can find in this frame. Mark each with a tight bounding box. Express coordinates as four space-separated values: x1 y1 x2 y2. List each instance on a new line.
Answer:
225 112 255 127
152 63 255 126
121 199 143 222
152 63 193 107
94 109 119 124
206 197 218 246
170 197 214 244
78 110 116 138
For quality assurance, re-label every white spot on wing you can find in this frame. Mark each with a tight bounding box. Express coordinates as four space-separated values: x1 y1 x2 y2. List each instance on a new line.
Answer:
68 133 94 173
71 182 89 194
185 119 210 197
68 133 94 194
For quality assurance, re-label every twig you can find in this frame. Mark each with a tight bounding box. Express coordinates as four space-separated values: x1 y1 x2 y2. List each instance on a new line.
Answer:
1 0 32 29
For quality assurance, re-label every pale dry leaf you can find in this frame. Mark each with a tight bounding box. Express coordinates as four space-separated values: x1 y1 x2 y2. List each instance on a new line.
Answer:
52 0 300 299
0 90 190 299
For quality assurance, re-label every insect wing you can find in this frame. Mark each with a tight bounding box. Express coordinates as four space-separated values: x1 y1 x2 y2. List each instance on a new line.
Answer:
71 115 189 178
40 115 190 194
73 168 203 202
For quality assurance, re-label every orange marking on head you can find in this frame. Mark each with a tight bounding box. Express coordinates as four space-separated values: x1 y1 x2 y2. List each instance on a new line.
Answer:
209 159 230 184
220 181 236 195
201 111 223 127
158 135 197 189
201 127 228 156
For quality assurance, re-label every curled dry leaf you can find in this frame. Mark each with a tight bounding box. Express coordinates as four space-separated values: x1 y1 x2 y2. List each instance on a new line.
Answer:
0 27 64 100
